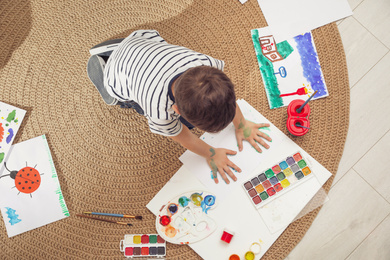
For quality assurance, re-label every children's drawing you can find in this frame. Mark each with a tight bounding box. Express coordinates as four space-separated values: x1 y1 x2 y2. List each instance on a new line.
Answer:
0 135 69 237
0 101 26 168
5 207 22 225
156 191 217 244
0 162 44 198
251 27 328 109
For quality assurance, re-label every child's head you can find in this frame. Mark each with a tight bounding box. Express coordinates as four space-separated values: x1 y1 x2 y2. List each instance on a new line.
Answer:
174 66 236 133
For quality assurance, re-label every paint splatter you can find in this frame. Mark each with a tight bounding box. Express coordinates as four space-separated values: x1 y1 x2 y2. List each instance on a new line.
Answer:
178 196 189 207
6 110 16 123
294 33 327 97
6 128 14 144
0 152 4 163
5 207 22 225
0 122 4 142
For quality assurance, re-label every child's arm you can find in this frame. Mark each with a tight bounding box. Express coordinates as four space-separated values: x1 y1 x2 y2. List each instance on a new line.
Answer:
169 126 242 184
232 104 272 152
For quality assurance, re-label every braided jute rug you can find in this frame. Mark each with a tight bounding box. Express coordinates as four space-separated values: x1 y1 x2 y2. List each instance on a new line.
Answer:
0 0 349 259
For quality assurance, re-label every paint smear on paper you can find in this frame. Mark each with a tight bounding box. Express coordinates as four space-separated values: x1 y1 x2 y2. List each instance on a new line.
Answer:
294 33 327 96
6 110 16 123
5 207 22 225
6 128 14 144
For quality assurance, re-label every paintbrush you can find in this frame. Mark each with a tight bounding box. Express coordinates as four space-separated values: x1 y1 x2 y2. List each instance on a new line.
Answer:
297 90 318 113
83 211 143 220
76 214 133 226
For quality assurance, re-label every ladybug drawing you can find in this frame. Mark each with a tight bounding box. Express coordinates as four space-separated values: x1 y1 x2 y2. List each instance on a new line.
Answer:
0 162 44 198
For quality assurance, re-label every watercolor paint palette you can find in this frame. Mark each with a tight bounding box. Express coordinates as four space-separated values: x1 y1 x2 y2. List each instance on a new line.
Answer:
156 190 217 244
120 234 166 258
242 152 313 208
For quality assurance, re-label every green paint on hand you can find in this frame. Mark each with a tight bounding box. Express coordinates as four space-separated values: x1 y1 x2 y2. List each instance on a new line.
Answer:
209 148 216 157
243 127 251 138
238 121 245 129
6 110 16 123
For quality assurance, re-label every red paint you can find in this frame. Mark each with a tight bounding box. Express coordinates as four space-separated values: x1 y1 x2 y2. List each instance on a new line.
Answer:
262 180 271 189
221 229 234 243
159 215 171 226
141 247 149 255
267 187 276 196
141 234 149 244
287 99 311 136
280 87 308 97
252 195 262 205
124 247 133 256
157 235 165 243
274 183 283 192
272 165 281 173
293 152 303 161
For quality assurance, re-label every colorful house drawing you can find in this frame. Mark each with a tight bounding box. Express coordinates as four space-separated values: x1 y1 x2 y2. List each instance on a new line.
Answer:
260 35 284 63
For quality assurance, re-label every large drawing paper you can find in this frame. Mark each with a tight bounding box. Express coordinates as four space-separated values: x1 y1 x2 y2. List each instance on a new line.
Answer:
257 0 352 42
251 27 328 109
0 135 69 237
148 100 332 258
0 101 26 170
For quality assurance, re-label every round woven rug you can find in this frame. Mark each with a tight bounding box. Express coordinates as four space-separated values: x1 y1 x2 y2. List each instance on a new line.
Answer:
0 0 349 259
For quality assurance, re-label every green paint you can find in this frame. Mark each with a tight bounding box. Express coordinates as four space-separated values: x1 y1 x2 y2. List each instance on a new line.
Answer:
276 41 294 59
6 110 16 123
149 235 157 243
238 121 245 129
265 169 274 178
0 152 4 163
260 191 269 200
298 159 307 168
243 127 251 138
251 29 294 109
276 172 286 181
259 126 271 131
209 148 216 157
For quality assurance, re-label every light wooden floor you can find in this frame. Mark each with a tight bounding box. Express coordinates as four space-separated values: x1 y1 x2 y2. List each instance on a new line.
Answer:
287 0 390 259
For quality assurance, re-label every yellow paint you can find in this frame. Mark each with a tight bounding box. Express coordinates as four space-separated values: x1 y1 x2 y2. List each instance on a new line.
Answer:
283 168 293 176
255 184 264 193
245 251 255 260
133 235 141 244
302 167 311 176
280 179 290 188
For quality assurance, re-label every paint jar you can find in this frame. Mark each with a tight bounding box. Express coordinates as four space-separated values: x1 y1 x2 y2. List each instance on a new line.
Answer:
220 228 235 243
287 99 311 136
229 254 240 260
244 242 261 260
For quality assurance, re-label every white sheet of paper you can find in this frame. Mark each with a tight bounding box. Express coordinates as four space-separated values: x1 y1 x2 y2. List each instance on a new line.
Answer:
0 101 26 170
0 135 69 237
147 100 332 258
257 0 353 42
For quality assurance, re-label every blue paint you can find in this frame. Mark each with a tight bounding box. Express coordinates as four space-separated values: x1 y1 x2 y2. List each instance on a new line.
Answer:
294 33 327 97
5 207 22 225
279 161 289 170
6 128 14 144
204 195 216 206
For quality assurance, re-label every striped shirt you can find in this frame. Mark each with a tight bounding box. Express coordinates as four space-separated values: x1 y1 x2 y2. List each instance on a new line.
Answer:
103 30 225 136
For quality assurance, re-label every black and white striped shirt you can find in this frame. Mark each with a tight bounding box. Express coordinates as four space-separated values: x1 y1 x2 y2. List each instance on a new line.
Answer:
103 30 224 136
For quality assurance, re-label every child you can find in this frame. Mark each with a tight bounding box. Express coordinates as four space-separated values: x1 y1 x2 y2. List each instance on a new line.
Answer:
87 30 272 184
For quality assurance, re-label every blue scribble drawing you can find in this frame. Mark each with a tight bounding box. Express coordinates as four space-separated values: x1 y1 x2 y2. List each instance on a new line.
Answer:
294 33 327 97
5 207 22 225
6 128 14 144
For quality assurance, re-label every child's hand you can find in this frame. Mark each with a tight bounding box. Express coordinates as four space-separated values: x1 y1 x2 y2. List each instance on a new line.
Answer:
207 148 242 184
235 120 272 153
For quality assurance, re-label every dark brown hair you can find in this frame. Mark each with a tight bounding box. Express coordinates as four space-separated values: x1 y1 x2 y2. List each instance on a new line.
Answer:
174 66 236 133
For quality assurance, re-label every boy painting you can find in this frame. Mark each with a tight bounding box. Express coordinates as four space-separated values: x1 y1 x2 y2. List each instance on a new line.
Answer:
87 30 271 184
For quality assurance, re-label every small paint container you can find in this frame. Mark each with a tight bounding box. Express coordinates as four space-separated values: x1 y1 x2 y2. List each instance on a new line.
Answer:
286 99 311 136
244 242 261 260
229 254 240 260
220 228 235 243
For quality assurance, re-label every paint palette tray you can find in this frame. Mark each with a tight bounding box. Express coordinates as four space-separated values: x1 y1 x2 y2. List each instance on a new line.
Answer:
120 234 166 258
242 151 314 208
